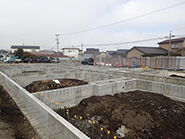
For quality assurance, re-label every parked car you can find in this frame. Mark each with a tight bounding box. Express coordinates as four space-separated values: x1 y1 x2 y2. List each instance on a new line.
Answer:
4 56 22 63
23 58 35 63
81 58 94 65
49 57 60 63
38 56 50 63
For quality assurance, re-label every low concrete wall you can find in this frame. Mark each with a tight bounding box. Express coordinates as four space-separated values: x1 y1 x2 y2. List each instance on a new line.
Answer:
11 70 120 87
135 79 185 102
0 71 89 139
32 78 136 109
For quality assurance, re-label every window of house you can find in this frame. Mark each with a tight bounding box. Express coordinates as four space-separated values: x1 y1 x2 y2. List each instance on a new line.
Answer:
171 44 179 48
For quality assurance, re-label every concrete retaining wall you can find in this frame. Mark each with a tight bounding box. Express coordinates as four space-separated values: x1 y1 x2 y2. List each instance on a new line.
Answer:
135 79 185 102
11 70 120 87
32 79 137 109
0 71 90 139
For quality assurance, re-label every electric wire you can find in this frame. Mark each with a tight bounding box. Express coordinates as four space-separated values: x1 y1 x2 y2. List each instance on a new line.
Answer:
78 37 165 47
34 1 185 47
58 1 185 36
67 34 185 48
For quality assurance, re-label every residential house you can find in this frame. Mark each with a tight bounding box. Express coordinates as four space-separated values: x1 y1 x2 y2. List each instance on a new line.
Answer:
127 46 169 58
83 48 100 58
62 48 79 59
96 52 112 58
0 49 11 55
158 37 185 56
106 51 115 55
86 48 99 53
11 45 40 53
106 49 128 58
117 49 129 54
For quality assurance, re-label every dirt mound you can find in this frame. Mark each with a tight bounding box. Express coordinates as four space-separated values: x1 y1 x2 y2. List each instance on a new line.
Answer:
0 85 36 139
58 91 185 139
25 78 88 93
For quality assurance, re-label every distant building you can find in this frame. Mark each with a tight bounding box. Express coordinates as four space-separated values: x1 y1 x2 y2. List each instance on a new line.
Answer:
96 52 112 58
86 48 99 52
0 49 11 55
117 49 129 54
106 51 116 55
30 51 69 59
127 46 170 58
106 49 128 58
78 49 82 55
158 37 185 56
62 48 79 59
11 45 40 53
81 48 99 59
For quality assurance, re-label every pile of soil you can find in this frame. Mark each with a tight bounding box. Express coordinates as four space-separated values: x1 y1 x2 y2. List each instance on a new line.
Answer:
25 78 88 93
170 74 185 79
58 91 185 139
0 85 36 139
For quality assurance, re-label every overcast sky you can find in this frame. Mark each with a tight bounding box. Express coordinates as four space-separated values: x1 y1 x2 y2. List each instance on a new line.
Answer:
1 0 185 52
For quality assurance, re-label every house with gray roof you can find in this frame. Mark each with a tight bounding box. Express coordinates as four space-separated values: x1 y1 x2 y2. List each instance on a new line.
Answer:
11 45 40 53
158 37 185 56
127 46 170 58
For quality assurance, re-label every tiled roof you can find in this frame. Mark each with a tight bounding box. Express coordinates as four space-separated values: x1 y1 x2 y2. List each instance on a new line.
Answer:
158 37 185 44
30 52 68 57
86 48 99 52
106 51 116 55
130 46 169 55
117 49 129 53
11 45 40 49
62 48 79 50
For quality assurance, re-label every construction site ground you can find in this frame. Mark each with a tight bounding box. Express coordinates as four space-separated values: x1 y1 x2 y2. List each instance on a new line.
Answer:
0 84 36 139
24 78 185 139
58 90 185 139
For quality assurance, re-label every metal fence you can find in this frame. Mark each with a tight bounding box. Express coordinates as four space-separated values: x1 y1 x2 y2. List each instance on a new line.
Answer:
94 56 185 70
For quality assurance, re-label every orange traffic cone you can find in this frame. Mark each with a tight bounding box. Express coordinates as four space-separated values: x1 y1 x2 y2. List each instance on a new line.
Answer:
127 62 129 67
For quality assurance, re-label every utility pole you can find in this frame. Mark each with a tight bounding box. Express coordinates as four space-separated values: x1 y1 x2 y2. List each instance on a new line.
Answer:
55 34 60 53
168 31 172 57
81 43 83 54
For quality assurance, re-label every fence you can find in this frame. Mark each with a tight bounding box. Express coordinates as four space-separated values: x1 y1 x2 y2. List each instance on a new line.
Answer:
94 56 185 69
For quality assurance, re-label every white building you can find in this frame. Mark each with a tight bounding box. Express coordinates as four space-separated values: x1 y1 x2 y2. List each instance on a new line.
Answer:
62 48 79 59
11 45 40 53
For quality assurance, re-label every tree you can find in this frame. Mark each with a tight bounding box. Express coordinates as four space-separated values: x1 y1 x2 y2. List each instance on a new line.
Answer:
14 47 24 59
142 54 154 57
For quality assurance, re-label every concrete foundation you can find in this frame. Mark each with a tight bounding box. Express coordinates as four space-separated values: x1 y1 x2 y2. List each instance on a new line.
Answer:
0 63 185 139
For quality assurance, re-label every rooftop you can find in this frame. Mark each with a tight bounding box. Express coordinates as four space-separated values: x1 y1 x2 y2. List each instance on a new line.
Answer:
158 37 185 44
11 45 40 49
130 46 169 55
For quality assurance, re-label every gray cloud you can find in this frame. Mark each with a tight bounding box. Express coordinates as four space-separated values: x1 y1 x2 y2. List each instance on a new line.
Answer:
0 0 185 51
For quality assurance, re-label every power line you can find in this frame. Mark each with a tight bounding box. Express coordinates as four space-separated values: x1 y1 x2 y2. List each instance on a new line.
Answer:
83 37 165 47
58 1 185 36
33 36 54 45
39 39 55 46
34 1 185 46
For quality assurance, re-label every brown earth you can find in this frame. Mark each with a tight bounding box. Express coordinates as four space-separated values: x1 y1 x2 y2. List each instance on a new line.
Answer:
25 78 88 93
0 85 36 139
57 91 185 139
